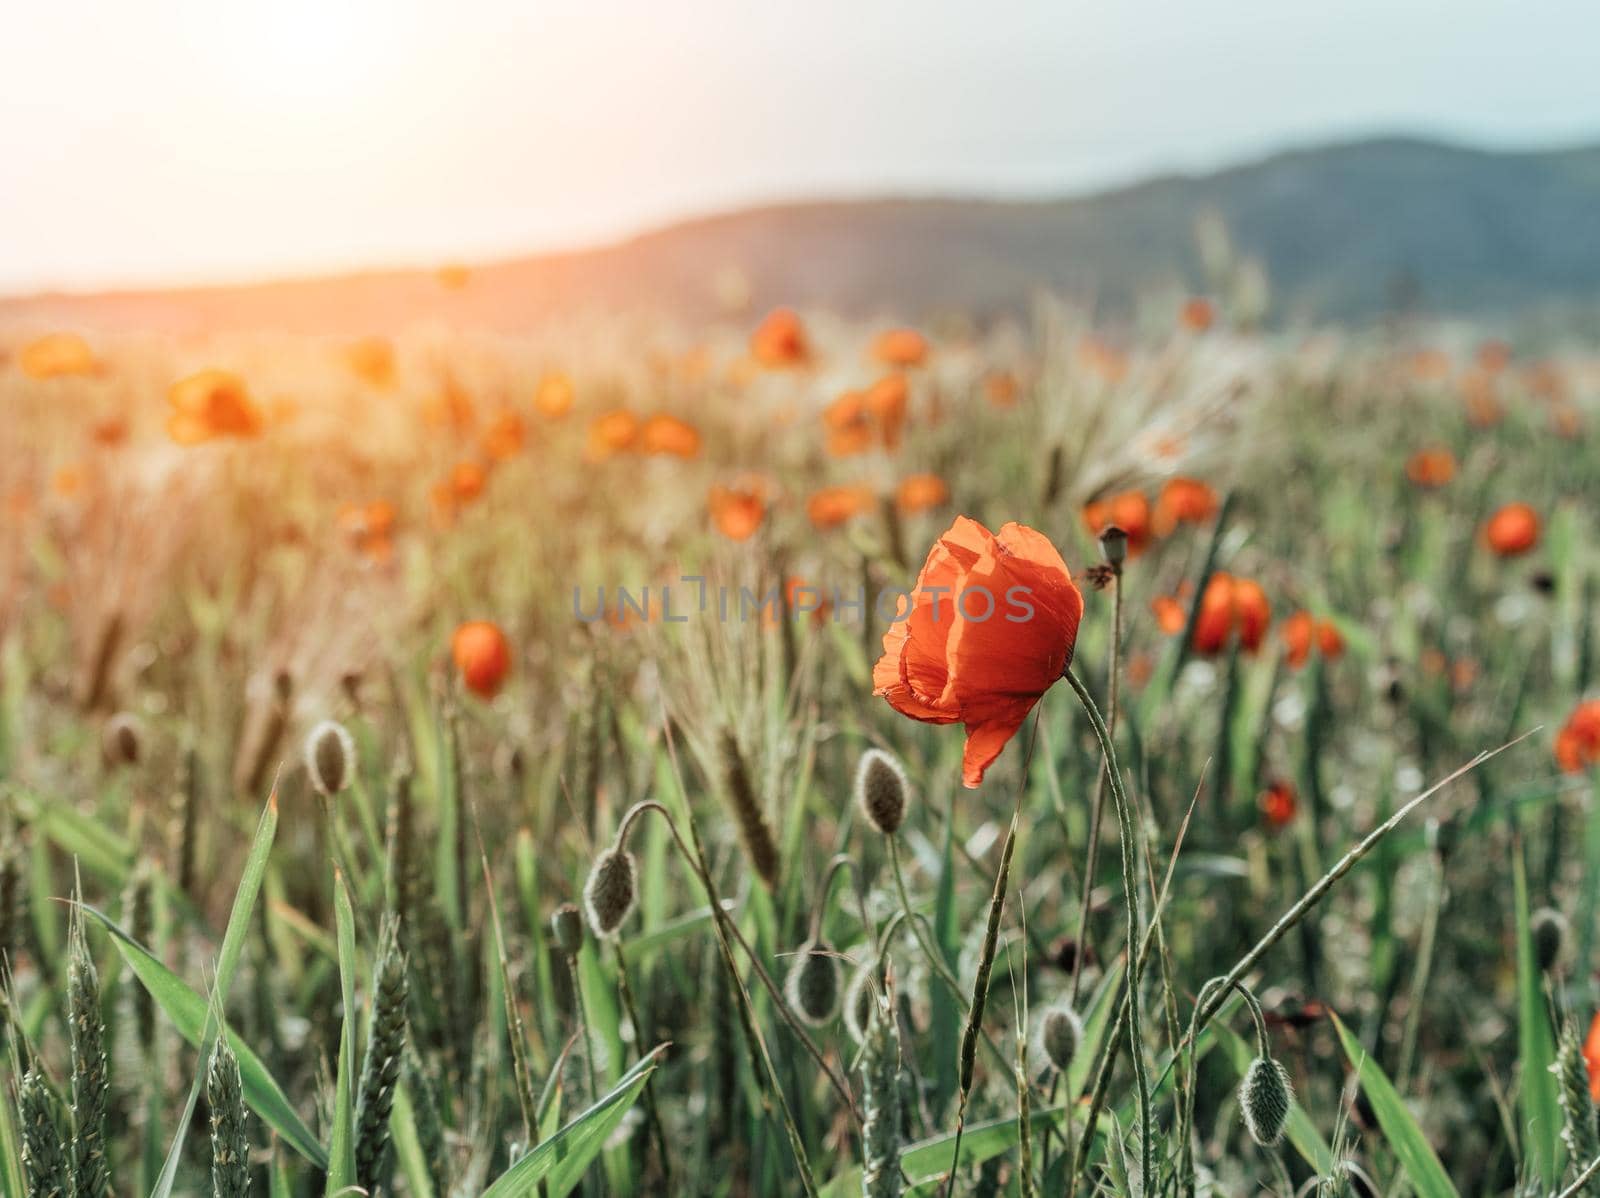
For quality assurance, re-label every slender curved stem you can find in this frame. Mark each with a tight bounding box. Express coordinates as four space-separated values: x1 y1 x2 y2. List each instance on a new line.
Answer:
1070 571 1122 1007
1064 667 1152 1188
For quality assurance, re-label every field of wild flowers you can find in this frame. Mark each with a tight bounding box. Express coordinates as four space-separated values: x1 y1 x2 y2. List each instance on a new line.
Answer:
1 289 1599 1198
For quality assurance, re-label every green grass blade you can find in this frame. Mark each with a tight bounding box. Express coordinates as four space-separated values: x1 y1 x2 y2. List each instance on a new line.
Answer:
146 791 282 1197
81 906 328 1170
389 1083 435 1198
1330 1011 1458 1198
325 869 358 1194
479 1045 665 1198
1513 843 1562 1186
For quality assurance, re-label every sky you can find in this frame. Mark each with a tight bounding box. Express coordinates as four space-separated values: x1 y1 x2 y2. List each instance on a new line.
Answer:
3 0 1599 294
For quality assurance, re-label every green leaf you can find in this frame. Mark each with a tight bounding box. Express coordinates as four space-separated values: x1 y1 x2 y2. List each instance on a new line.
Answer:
1330 1011 1458 1198
1513 844 1563 1185
389 1083 435 1198
326 870 359 1194
479 1045 665 1198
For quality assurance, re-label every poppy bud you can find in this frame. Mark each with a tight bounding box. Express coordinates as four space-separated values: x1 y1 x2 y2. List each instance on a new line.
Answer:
304 720 355 797
550 902 584 957
582 848 637 939
844 962 878 1045
102 712 144 768
1098 524 1129 568
1239 1055 1293 1147
784 939 841 1027
1532 907 1567 973
856 749 910 836
1035 1003 1083 1072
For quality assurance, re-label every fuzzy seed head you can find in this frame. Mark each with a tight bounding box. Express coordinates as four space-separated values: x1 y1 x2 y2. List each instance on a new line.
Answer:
551 902 584 957
102 712 144 767
855 749 910 836
1532 907 1567 973
582 848 638 938
1239 1055 1293 1148
1098 524 1129 567
784 939 841 1027
1035 1003 1083 1073
844 962 878 1045
304 719 355 797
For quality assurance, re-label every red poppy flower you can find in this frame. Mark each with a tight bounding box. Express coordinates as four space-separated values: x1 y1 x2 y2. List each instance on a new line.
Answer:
983 371 1020 409
1585 1012 1600 1102
1179 298 1215 332
535 372 574 418
452 621 510 698
1151 594 1186 635
1483 503 1541 557
751 308 810 368
895 473 949 515
708 483 767 541
807 485 873 530
586 410 640 460
1282 611 1345 669
865 374 910 450
872 328 929 368
1405 447 1456 488
640 413 702 458
1556 700 1600 775
20 332 98 380
1191 573 1271 656
873 517 1084 788
167 370 264 444
1259 780 1297 830
481 410 526 461
1154 478 1219 535
346 337 395 387
1082 490 1153 556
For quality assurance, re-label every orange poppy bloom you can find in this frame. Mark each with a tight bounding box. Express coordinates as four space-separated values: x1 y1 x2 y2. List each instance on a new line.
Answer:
640 413 702 458
1281 611 1345 669
1191 573 1271 656
1584 1013 1600 1102
823 390 873 457
1460 369 1501 428
708 484 767 541
1407 349 1451 382
345 337 395 386
1476 340 1511 375
451 461 487 503
90 417 128 448
872 328 929 368
983 371 1020 409
451 621 511 698
51 464 86 498
806 485 873 530
586 410 640 460
481 410 526 461
895 473 949 515
1551 404 1584 440
865 374 910 450
535 372 574 418
1078 338 1129 384
750 308 810 368
1556 700 1600 775
773 577 830 628
1405 447 1456 488
1082 490 1153 556
1153 478 1219 534
1179 297 1215 332
423 376 476 432
166 370 264 444
1150 594 1186 635
1483 503 1541 557
1259 781 1297 830
19 332 98 379
873 516 1085 788
337 500 397 546
436 264 471 290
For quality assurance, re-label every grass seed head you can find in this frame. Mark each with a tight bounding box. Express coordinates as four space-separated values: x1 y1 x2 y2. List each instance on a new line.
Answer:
784 939 841 1027
551 901 585 957
1035 1002 1083 1073
582 847 638 938
1239 1055 1293 1148
1532 906 1567 973
304 719 355 797
101 712 144 768
844 962 878 1045
855 748 910 836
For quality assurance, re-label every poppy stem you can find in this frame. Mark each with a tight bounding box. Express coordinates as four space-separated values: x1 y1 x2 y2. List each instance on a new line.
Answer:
1063 667 1153 1188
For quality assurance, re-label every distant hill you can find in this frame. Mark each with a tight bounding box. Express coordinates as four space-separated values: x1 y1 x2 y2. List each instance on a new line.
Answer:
6 136 1600 334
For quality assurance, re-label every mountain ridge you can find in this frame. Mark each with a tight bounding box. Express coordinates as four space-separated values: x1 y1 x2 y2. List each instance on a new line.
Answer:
6 134 1600 333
